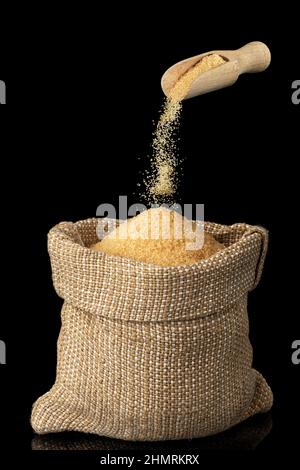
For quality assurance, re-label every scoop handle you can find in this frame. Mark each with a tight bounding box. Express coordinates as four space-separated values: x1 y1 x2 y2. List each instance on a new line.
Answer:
228 41 271 74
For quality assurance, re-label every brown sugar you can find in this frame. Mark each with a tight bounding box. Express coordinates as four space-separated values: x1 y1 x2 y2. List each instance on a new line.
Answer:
169 54 226 102
92 208 224 267
144 54 226 203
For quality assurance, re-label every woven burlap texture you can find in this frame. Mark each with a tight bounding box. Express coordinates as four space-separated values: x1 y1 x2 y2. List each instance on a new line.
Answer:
31 218 273 441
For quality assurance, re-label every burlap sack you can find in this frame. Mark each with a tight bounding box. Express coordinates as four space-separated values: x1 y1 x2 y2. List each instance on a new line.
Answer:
31 218 273 441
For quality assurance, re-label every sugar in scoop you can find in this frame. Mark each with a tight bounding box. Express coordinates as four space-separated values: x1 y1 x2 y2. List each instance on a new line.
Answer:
144 42 271 203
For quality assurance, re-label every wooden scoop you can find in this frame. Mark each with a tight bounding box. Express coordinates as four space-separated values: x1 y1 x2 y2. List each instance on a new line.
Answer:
161 41 271 100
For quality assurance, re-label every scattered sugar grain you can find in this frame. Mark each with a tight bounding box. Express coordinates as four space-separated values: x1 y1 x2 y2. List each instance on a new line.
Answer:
143 54 226 203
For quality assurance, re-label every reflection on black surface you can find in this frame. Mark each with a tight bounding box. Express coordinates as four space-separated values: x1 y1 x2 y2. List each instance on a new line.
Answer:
32 413 272 451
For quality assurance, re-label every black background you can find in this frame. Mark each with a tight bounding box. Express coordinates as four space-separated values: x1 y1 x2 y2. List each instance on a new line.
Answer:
0 4 299 466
